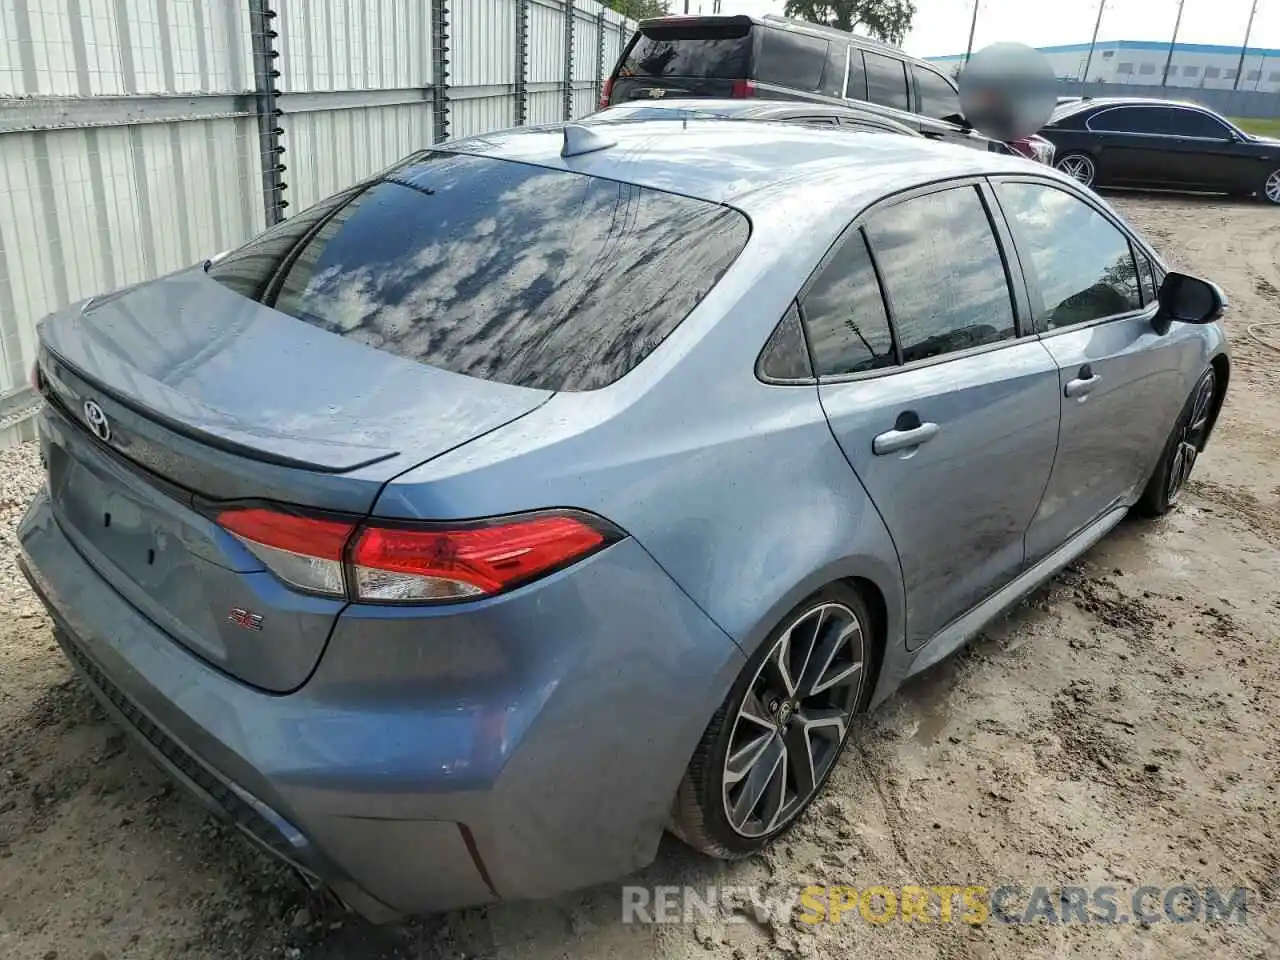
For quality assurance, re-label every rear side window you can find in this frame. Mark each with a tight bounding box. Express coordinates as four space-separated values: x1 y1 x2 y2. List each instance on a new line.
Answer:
845 50 868 100
863 51 909 111
800 229 896 377
1088 106 1175 135
865 186 1016 363
619 23 752 79
208 153 749 392
913 65 960 120
757 28 828 91
819 43 848 97
996 181 1141 328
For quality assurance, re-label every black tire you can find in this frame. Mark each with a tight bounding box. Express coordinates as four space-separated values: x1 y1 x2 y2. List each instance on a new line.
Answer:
670 583 875 858
1134 367 1217 517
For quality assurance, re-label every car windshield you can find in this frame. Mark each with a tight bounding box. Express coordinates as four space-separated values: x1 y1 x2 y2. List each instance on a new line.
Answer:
208 152 751 392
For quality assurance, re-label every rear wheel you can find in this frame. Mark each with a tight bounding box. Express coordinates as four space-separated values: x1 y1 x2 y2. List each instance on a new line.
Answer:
1056 152 1097 188
1135 368 1217 517
1260 168 1280 205
670 584 873 858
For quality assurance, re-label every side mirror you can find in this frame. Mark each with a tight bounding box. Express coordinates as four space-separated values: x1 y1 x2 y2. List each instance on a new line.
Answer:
1156 272 1227 326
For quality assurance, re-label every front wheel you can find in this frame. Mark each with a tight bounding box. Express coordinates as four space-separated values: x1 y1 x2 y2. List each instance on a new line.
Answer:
1259 168 1280 205
1135 368 1217 517
670 584 873 858
1056 152 1097 188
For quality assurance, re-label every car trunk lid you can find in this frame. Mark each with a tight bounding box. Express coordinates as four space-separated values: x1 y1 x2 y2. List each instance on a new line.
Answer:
35 271 551 691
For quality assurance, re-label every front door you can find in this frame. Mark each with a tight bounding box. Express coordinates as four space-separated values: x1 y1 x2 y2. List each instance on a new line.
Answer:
803 182 1060 649
992 178 1185 562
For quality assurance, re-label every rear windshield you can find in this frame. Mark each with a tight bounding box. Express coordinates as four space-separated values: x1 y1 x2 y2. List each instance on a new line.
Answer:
207 153 749 392
620 20 753 79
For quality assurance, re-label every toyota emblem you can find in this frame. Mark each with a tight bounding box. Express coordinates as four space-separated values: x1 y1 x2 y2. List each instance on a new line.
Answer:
82 399 111 442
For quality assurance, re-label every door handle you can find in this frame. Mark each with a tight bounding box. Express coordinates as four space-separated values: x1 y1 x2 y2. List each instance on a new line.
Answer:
873 421 940 456
1065 365 1101 399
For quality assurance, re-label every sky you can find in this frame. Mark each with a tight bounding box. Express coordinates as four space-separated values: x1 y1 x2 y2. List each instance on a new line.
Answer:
700 0 1280 58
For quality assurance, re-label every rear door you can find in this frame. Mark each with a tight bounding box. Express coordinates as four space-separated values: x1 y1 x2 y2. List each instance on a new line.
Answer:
1086 105 1182 186
609 17 754 103
992 177 1186 562
809 181 1060 648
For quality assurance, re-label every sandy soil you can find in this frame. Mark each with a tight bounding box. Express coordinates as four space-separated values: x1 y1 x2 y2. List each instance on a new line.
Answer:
0 193 1277 960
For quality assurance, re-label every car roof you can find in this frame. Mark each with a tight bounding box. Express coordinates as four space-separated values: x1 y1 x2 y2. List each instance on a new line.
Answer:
444 118 1048 214
590 98 920 132
1052 96 1224 120
634 13 942 71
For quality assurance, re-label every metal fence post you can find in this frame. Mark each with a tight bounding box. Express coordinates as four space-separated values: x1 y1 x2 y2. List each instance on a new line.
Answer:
431 0 451 142
595 10 606 108
248 0 287 225
563 0 575 120
516 0 529 124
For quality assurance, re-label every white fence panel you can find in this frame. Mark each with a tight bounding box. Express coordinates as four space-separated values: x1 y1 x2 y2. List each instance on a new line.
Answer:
451 92 517 138
528 0 566 85
1 0 253 96
284 103 434 212
277 0 432 92
452 0 516 87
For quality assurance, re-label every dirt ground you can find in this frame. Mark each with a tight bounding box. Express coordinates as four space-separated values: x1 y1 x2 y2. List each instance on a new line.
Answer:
0 193 1277 960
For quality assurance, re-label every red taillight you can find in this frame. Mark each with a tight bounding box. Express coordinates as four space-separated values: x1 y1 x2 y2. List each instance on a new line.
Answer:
216 507 619 604
218 508 355 597
352 514 610 602
600 77 614 108
730 78 755 99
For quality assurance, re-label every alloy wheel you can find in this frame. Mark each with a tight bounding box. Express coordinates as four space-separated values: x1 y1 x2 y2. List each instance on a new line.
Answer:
1057 154 1096 187
1167 371 1216 504
722 602 865 838
1265 170 1280 204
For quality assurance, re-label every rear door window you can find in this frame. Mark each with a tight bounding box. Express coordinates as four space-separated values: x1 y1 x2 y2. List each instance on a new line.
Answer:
800 229 897 376
865 186 1016 363
863 51 910 111
845 50 868 100
208 153 750 392
996 180 1142 328
619 23 753 79
819 43 849 97
913 64 961 120
756 28 828 91
1088 106 1176 135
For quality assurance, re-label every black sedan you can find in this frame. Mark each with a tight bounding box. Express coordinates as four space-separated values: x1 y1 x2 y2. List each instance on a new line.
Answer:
1040 97 1280 203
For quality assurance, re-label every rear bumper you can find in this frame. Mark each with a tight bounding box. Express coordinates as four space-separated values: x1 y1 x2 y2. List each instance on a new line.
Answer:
17 490 744 917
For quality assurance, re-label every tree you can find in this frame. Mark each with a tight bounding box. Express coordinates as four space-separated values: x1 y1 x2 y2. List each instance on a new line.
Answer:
781 0 916 46
600 0 669 20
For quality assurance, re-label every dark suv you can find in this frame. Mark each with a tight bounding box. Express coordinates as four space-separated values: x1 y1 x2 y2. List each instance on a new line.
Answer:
599 15 1049 163
602 14 1001 155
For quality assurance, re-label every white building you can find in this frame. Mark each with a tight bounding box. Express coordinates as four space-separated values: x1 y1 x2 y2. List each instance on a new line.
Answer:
928 41 1280 94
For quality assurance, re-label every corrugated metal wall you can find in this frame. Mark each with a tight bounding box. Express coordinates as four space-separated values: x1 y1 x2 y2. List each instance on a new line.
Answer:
0 0 635 445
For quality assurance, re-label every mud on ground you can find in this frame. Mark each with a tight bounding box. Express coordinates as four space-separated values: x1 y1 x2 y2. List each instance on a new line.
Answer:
0 194 1277 960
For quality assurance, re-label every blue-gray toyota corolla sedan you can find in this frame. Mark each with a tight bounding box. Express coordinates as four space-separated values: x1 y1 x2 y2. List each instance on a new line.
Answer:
17 119 1229 920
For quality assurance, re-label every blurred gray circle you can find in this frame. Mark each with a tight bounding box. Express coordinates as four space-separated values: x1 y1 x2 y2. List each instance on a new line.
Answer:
958 42 1057 142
